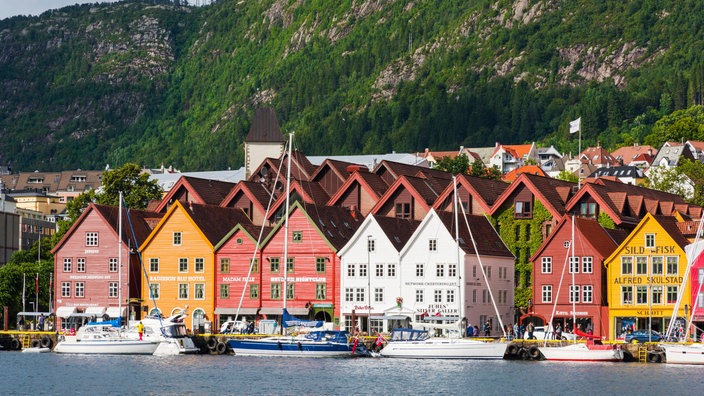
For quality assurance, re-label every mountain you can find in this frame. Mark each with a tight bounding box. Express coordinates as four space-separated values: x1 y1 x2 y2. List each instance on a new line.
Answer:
1 0 703 172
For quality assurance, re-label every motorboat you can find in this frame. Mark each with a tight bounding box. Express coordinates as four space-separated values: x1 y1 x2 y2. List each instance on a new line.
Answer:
379 328 507 359
227 329 367 357
538 340 624 362
660 343 704 365
53 321 161 355
126 311 200 355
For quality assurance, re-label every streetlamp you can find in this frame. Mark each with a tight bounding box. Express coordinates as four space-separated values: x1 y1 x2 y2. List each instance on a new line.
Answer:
367 235 372 335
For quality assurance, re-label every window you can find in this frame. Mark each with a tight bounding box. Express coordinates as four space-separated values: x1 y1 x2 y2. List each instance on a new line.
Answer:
582 257 593 273
316 284 326 300
622 286 633 305
541 257 552 273
194 284 205 300
359 263 367 277
652 257 664 275
621 257 633 275
415 289 424 303
429 239 437 251
271 283 281 300
367 238 375 252
667 257 678 275
395 202 411 219
473 289 477 303
292 231 302 242
514 200 531 218
249 284 258 299
270 257 280 273
75 282 85 297
220 284 229 299
63 258 72 272
220 258 230 273
636 256 647 275
374 288 383 303
542 285 552 303
178 284 188 299
448 263 457 277
569 256 579 274
569 285 580 303
645 233 655 248
173 232 182 246
416 263 424 277
447 289 455 303
436 263 445 277
287 257 295 273
109 258 118 272
636 286 648 304
316 257 326 273
109 282 118 298
345 288 354 302
286 284 294 300
581 285 593 303
356 288 365 302
376 263 384 277
149 283 160 299
86 232 98 246
347 264 356 277
652 286 663 304
667 286 678 304
150 258 159 273
179 258 188 273
580 202 597 217
387 263 396 277
487 267 492 279
195 258 204 273
251 259 259 273
61 282 70 297
434 290 442 303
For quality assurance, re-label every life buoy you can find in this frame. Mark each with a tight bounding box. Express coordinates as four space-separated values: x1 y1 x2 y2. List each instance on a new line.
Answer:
528 346 541 359
207 337 218 351
11 338 21 351
30 339 42 348
507 344 519 356
216 342 227 355
41 336 53 349
69 328 76 336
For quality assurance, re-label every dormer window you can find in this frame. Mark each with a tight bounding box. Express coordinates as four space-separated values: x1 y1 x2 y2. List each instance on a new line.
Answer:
514 201 531 218
395 202 412 219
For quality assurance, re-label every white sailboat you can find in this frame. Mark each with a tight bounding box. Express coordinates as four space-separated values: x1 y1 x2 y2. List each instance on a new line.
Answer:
227 133 364 357
539 216 623 362
379 176 508 359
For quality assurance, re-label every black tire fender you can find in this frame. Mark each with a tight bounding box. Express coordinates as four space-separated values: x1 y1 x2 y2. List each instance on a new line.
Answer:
507 344 519 355
30 339 42 348
216 342 227 355
518 348 530 360
528 346 541 359
11 338 21 350
207 337 218 351
41 335 53 348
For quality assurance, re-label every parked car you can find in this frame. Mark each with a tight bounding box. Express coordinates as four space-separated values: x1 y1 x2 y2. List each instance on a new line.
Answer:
220 320 250 334
524 325 576 341
624 329 662 343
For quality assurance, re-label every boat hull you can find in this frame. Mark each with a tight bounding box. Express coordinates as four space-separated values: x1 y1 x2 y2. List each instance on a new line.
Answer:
662 344 704 365
539 343 623 362
53 340 161 355
227 338 357 357
379 338 507 359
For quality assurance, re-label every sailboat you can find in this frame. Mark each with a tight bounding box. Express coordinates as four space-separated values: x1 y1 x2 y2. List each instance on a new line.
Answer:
226 133 366 357
538 216 623 362
379 176 508 359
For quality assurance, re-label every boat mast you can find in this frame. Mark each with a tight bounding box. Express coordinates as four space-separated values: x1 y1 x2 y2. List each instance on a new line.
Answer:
571 215 576 344
118 191 123 324
453 176 464 327
282 133 293 330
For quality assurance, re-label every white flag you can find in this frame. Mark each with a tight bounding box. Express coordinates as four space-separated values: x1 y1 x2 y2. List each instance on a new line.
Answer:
569 117 581 134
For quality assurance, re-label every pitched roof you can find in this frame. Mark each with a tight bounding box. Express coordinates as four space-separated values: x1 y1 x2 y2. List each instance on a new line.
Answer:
245 107 284 143
184 203 254 246
502 165 547 182
490 173 577 218
435 210 513 257
579 145 620 166
326 170 389 208
154 175 236 213
298 203 364 251
610 144 658 164
373 214 422 251
431 174 509 214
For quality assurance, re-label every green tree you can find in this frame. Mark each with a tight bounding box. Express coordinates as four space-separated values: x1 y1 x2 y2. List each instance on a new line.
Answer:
435 154 469 174
646 166 693 200
677 159 704 207
556 170 579 182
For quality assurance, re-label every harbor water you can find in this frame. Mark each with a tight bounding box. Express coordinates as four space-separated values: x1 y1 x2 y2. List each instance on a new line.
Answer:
0 353 700 395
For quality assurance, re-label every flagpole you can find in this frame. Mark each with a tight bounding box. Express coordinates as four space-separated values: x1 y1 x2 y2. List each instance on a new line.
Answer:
570 117 582 189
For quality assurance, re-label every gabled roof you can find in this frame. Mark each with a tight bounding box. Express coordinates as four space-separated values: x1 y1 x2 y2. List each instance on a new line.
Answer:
219 181 274 217
214 221 273 251
432 174 509 213
266 180 330 219
52 203 162 254
605 214 691 265
433 210 513 257
610 144 657 164
374 160 452 181
373 214 422 251
245 107 284 143
502 165 547 182
587 166 645 179
326 170 389 207
652 143 696 167
154 175 236 213
489 173 577 218
369 175 446 216
309 158 358 183
579 145 619 166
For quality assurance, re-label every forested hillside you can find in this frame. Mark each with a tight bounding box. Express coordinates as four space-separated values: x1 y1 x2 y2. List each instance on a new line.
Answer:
1 0 703 171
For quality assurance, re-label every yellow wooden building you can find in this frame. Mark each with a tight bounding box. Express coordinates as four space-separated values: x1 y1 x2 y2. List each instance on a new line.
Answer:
139 201 251 333
604 213 691 341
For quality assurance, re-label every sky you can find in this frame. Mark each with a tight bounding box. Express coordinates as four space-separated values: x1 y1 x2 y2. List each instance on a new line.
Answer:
0 1 118 20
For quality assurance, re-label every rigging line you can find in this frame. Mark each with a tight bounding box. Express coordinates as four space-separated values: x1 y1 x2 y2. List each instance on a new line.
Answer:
545 241 572 347
233 137 289 323
458 193 506 337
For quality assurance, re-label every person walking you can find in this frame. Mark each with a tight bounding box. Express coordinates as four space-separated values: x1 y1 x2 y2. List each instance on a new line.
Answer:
137 321 145 341
527 321 535 339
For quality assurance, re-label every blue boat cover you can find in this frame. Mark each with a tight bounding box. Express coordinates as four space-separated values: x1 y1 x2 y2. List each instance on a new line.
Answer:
86 317 122 327
282 308 323 328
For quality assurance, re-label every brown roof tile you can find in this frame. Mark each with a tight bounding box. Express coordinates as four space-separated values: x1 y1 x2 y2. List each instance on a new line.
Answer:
374 215 422 251
185 203 253 246
245 107 284 143
436 210 513 257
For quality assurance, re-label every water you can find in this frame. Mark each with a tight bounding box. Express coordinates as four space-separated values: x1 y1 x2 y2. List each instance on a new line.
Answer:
0 353 700 395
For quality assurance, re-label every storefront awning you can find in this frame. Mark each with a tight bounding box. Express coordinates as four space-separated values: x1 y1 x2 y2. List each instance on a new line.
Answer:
106 307 127 318
85 306 105 316
56 306 77 318
423 316 460 321
214 308 258 315
259 307 308 315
